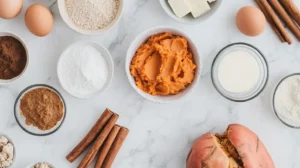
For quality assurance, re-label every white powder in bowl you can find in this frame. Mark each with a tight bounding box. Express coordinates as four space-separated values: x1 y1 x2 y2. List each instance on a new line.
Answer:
274 75 300 126
58 44 108 98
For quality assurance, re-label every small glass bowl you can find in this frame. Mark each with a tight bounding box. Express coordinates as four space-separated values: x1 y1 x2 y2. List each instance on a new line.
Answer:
14 84 66 136
272 73 300 129
211 43 269 102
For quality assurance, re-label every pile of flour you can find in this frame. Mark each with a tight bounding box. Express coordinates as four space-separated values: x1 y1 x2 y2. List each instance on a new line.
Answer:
274 75 300 126
65 0 120 30
58 44 108 98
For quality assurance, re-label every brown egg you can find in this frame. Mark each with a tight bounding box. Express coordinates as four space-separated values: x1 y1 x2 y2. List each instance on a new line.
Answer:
0 0 23 19
236 6 266 37
25 4 53 37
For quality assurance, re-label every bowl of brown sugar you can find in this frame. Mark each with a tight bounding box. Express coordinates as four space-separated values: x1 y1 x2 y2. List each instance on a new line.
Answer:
0 32 28 84
14 84 66 136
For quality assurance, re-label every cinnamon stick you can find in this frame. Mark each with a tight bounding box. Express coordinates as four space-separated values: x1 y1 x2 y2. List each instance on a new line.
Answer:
281 0 300 26
66 109 114 163
78 113 119 168
94 125 121 168
102 127 129 168
270 0 300 41
255 0 285 42
257 0 292 44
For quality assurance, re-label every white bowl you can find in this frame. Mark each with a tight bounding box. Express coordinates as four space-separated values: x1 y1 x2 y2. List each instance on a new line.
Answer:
57 0 123 35
0 133 16 168
26 162 55 168
125 26 201 103
0 32 29 85
159 0 222 24
57 41 114 99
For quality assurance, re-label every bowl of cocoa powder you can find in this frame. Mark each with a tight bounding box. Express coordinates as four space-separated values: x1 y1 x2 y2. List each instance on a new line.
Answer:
0 32 28 84
14 84 66 136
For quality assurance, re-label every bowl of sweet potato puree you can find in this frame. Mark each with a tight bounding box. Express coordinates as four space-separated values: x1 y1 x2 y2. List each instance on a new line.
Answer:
126 27 200 103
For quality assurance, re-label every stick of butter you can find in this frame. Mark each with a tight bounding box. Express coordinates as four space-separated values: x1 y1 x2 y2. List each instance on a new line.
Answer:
168 0 191 18
186 0 211 18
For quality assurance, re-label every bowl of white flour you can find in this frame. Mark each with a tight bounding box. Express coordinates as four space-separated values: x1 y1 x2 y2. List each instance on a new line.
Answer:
57 41 114 99
58 0 123 35
273 73 300 128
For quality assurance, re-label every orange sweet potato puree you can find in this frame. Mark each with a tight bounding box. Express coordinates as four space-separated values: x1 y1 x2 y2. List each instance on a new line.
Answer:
130 33 197 96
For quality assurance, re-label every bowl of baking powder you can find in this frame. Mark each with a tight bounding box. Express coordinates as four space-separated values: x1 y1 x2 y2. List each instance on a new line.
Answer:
58 0 123 35
57 41 114 99
273 73 300 128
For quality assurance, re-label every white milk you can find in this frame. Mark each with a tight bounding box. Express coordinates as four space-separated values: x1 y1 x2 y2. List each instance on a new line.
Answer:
217 50 260 93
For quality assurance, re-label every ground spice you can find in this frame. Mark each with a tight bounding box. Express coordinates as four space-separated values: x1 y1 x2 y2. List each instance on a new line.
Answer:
0 36 27 79
20 88 64 130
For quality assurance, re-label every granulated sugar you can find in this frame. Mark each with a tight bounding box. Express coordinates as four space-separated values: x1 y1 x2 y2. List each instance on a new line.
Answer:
58 44 108 98
65 0 120 31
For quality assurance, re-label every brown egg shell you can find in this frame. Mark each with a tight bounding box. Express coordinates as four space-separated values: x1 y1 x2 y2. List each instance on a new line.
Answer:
0 0 23 19
25 4 53 37
236 6 266 37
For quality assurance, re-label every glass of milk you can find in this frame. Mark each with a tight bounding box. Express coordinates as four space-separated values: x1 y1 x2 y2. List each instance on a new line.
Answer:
211 43 269 102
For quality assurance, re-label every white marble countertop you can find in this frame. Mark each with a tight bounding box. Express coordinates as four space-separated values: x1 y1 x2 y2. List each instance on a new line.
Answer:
1 0 300 167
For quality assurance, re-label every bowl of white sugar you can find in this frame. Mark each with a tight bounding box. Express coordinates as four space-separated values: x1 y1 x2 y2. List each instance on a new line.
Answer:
273 74 300 128
211 43 269 102
57 41 114 99
58 0 123 35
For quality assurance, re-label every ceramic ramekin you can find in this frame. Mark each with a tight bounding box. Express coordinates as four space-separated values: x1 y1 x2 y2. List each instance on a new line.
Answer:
159 0 222 24
126 26 201 103
211 43 269 102
14 84 66 136
0 32 29 85
57 0 123 35
57 41 114 99
0 133 16 167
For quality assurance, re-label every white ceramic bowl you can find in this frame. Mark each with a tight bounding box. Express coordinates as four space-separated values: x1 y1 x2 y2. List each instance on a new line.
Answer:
159 0 222 24
0 32 29 85
57 41 114 99
126 26 201 103
57 0 123 35
0 133 16 167
26 162 55 168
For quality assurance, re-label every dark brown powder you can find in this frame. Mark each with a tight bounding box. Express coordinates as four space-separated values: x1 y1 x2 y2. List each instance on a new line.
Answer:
20 88 64 130
0 36 27 79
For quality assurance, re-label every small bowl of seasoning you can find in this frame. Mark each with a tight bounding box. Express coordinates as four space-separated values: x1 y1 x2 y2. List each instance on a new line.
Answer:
26 162 54 168
14 84 66 136
211 43 269 102
58 0 123 35
0 133 16 168
57 41 114 99
273 73 300 128
0 32 28 85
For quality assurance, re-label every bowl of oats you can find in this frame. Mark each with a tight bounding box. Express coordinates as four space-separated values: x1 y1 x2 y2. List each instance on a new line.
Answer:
58 0 123 35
